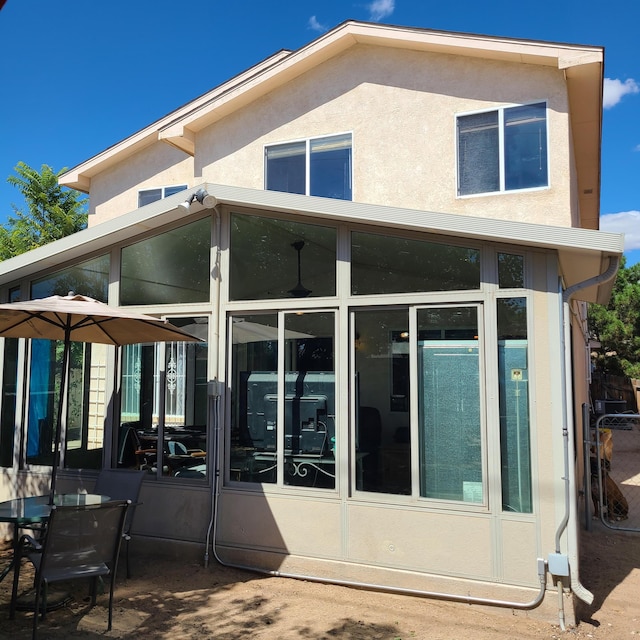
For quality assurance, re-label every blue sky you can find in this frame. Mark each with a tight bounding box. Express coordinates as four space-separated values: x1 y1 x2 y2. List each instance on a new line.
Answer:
0 0 638 265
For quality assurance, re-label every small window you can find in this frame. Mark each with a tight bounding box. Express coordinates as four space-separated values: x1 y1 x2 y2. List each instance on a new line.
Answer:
498 253 525 288
497 298 532 513
265 134 352 201
457 103 547 196
138 185 188 208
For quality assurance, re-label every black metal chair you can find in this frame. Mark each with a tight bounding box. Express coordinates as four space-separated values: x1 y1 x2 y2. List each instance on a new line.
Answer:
10 499 130 640
93 468 145 578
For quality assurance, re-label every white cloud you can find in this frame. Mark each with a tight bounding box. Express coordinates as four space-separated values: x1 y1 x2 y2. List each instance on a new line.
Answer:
308 15 327 32
600 211 640 251
367 0 395 22
603 77 639 109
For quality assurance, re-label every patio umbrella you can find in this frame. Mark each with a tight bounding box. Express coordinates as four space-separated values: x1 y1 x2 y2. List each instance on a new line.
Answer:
0 293 202 502
231 318 312 344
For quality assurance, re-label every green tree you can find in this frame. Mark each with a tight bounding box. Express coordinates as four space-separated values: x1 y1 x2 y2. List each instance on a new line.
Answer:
1 162 87 260
589 258 640 378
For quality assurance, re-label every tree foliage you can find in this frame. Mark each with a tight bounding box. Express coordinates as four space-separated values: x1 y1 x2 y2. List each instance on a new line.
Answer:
1 162 87 260
589 258 640 378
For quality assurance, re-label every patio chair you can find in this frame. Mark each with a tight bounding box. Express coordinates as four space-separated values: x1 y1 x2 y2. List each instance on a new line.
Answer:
93 468 145 578
10 500 130 640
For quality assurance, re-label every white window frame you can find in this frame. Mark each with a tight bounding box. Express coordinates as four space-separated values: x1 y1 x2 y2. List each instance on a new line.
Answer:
456 102 549 197
138 185 188 208
264 132 353 200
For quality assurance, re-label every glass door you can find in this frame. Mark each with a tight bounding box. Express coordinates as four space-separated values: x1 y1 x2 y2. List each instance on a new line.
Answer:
229 311 336 489
417 305 485 503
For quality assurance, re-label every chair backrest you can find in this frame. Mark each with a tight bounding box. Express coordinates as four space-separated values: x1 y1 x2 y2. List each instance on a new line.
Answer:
168 440 188 456
39 500 129 578
94 469 145 531
117 422 142 467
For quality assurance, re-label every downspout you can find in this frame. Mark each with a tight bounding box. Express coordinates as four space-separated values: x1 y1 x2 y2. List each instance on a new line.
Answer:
204 206 222 569
556 256 619 615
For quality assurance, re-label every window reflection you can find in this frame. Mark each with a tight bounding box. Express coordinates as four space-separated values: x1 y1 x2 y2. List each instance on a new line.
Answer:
230 315 278 484
31 255 109 301
230 312 336 489
418 307 483 503
351 232 480 295
229 214 336 300
354 309 410 495
284 313 335 489
120 218 211 305
498 298 532 512
118 317 208 481
498 253 524 288
24 338 105 470
0 338 18 467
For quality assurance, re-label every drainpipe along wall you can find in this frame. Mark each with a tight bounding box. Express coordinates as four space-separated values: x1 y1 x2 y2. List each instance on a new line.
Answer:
556 256 620 623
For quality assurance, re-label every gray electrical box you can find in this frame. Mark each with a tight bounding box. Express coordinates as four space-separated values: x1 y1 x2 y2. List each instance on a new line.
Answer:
548 553 570 576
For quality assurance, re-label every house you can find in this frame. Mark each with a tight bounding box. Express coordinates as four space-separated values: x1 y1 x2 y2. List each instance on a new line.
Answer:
0 21 624 625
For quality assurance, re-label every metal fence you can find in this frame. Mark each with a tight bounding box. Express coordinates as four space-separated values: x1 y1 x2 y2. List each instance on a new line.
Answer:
586 412 640 532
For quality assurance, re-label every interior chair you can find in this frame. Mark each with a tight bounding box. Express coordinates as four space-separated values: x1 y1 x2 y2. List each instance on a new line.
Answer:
167 440 206 458
93 468 145 578
166 440 206 476
10 500 130 640
117 422 157 470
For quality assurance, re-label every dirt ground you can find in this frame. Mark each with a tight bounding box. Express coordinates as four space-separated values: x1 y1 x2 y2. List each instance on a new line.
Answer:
0 520 638 639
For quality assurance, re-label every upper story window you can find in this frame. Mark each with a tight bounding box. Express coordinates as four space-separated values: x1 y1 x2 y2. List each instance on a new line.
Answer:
265 133 352 201
138 185 188 208
457 102 548 196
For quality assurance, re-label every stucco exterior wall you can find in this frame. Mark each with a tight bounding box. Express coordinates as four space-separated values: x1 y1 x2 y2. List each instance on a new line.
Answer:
88 142 194 226
88 44 573 229
198 45 572 228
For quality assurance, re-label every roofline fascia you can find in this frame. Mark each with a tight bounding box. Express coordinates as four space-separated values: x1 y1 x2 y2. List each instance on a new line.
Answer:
58 49 293 190
0 184 623 289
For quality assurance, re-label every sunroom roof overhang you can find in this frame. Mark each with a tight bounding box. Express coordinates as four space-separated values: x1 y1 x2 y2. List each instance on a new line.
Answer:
0 184 623 304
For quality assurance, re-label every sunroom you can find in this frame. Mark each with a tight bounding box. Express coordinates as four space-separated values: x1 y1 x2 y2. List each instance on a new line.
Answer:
0 184 623 608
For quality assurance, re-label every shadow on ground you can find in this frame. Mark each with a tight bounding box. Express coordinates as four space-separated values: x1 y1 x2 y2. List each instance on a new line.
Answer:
1 523 639 639
0 544 404 639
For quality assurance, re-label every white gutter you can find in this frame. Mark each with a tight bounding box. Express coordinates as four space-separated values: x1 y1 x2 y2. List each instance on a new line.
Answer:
556 256 620 622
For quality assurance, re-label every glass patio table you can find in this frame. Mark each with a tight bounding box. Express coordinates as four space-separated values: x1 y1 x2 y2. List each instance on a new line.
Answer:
0 493 111 584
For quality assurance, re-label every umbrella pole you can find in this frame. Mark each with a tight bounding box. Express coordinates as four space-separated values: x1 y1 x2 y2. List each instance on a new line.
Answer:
49 326 71 505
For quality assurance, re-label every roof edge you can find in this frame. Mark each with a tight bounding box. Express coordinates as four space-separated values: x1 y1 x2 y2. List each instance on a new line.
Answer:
0 185 623 303
58 20 603 193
